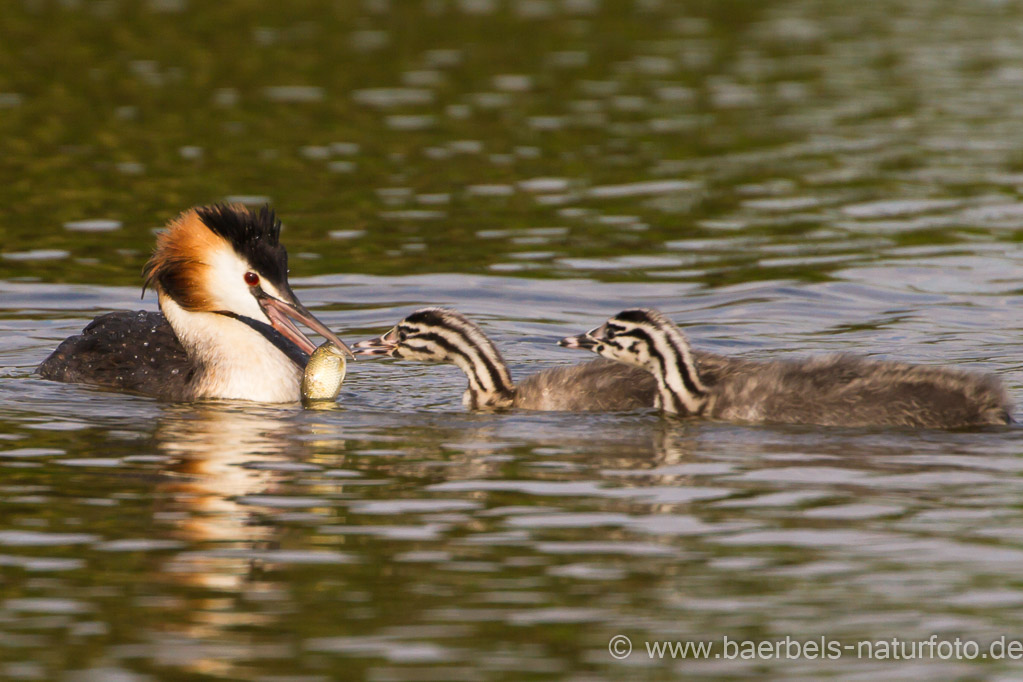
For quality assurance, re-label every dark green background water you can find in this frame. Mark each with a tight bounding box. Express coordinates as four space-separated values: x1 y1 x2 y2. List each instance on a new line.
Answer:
3 0 1023 679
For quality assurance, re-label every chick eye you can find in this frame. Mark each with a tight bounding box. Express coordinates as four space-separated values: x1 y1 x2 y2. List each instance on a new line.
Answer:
244 271 260 286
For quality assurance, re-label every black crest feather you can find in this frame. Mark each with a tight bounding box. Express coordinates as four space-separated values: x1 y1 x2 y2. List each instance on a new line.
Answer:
406 308 455 327
196 204 289 286
614 309 659 324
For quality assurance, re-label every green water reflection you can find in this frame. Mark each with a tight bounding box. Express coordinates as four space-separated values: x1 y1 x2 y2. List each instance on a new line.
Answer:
5 0 1023 679
4 0 837 288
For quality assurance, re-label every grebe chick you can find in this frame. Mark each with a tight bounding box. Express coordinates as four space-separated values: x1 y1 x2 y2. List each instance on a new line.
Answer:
352 308 656 411
560 308 1013 429
37 204 354 402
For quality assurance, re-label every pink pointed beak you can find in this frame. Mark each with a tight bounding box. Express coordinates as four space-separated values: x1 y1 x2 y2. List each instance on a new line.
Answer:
352 327 401 357
558 324 605 351
259 294 355 360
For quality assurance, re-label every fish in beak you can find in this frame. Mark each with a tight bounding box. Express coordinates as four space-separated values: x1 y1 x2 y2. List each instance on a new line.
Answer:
256 288 356 360
558 324 605 351
352 327 401 357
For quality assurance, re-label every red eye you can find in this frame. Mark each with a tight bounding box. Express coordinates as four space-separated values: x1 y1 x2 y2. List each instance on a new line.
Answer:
244 271 260 286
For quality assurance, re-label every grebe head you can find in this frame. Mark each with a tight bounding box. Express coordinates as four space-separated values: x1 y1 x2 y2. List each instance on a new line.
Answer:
352 308 488 363
559 309 675 371
352 307 516 409
561 309 709 415
143 204 353 361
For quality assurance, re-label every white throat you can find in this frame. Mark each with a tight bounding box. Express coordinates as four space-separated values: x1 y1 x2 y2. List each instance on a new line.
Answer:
160 293 302 402
446 339 515 409
641 326 708 415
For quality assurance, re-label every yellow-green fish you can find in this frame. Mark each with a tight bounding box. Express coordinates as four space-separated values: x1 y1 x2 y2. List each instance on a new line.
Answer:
301 342 347 405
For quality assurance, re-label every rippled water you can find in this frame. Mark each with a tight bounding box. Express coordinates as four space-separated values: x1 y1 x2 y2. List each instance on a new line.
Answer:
4 0 1023 679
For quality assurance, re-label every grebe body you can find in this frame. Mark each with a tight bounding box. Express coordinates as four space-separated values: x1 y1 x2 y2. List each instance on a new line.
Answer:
561 309 1012 429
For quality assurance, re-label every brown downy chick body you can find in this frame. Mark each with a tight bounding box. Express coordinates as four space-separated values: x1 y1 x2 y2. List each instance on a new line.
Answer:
561 308 1013 429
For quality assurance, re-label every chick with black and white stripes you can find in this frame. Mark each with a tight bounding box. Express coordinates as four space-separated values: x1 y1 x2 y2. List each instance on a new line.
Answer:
353 308 656 411
560 308 1012 428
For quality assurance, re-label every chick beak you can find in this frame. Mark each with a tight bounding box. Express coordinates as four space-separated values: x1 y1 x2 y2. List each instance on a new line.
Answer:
352 328 400 357
558 324 605 351
257 291 355 360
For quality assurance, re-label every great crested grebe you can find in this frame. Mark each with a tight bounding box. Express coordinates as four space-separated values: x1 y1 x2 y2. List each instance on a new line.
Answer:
37 204 353 402
353 307 657 410
560 308 1013 428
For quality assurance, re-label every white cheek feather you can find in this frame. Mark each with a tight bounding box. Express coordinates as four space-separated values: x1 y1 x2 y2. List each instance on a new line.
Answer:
161 294 302 402
205 246 269 323
605 336 652 371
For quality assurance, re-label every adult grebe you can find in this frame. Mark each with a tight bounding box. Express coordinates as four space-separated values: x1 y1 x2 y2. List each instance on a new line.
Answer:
560 308 1012 428
37 204 353 402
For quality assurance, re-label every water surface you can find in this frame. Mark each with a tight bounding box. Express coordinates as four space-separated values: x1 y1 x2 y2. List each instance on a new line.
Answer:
3 0 1023 679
